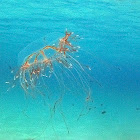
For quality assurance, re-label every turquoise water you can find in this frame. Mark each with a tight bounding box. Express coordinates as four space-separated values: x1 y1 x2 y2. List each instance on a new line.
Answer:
0 0 140 140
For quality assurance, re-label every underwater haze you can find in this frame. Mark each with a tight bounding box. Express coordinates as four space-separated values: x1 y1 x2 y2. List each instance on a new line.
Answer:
0 0 140 140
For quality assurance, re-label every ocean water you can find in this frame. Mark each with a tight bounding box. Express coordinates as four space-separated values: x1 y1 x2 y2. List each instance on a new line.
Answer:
0 0 140 140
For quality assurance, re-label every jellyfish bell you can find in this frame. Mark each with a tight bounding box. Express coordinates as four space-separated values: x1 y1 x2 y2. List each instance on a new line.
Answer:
18 31 64 67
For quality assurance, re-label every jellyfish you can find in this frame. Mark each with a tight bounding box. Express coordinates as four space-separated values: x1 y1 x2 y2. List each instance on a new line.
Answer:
6 30 94 139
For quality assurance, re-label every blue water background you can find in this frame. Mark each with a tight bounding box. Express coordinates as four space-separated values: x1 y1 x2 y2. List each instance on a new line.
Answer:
0 0 140 140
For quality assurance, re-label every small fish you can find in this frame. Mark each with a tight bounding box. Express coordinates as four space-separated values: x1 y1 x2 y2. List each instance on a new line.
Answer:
101 111 106 114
